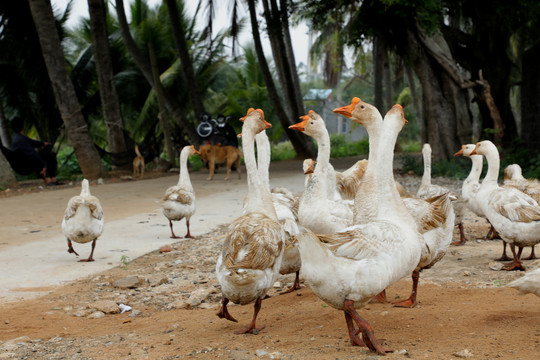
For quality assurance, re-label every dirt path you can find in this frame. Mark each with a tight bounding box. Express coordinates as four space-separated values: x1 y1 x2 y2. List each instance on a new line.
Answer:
0 158 539 359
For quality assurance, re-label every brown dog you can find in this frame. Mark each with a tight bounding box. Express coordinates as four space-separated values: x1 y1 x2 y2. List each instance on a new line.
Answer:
133 145 145 177
199 144 242 180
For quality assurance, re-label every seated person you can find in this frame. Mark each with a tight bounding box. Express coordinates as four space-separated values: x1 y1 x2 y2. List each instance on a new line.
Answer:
11 116 61 185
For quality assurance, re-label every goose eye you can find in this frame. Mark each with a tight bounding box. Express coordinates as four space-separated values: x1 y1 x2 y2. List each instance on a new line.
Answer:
310 121 314 125
360 105 365 109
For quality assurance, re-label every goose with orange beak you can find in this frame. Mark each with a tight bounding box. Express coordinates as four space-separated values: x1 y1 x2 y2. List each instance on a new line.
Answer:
162 145 200 239
289 110 353 234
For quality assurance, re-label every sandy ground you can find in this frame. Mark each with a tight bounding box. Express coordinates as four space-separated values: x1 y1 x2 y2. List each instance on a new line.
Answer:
0 157 539 359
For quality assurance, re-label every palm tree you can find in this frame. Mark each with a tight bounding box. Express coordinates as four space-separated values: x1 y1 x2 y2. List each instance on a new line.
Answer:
115 0 200 150
28 0 104 178
88 0 129 168
164 0 206 118
246 0 315 158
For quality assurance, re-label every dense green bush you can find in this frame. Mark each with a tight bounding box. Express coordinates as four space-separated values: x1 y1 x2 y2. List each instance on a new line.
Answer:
56 146 83 180
270 141 297 161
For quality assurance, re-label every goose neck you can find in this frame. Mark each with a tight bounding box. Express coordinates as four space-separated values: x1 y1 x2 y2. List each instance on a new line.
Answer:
243 129 277 219
421 149 432 186
482 146 500 184
178 149 192 186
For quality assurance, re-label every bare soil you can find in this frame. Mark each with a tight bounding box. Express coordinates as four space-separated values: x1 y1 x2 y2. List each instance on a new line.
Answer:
1 158 539 360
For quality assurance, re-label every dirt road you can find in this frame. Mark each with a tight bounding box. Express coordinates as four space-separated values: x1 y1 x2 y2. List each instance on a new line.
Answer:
0 158 539 359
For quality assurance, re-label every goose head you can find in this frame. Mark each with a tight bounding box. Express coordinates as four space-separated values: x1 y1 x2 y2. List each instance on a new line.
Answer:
383 104 408 132
470 140 496 157
183 145 200 157
333 97 382 127
504 164 523 181
422 143 432 157
289 110 326 139
80 179 91 197
239 108 271 136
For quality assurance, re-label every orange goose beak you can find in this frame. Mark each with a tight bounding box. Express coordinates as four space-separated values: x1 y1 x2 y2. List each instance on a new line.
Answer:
191 145 201 155
289 114 309 132
454 145 465 157
333 97 361 118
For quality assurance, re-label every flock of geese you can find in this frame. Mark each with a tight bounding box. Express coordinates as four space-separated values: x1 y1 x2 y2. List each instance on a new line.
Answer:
59 98 539 355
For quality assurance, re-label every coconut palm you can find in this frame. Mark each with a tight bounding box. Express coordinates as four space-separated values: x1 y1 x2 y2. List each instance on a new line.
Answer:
28 0 104 179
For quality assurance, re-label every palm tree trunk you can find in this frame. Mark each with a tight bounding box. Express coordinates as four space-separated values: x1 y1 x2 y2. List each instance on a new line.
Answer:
382 40 393 111
405 64 423 139
164 0 206 118
0 152 17 187
247 0 315 158
114 0 199 146
261 0 305 119
0 101 10 148
88 0 128 168
148 41 176 166
373 36 384 111
28 0 104 179
279 0 305 114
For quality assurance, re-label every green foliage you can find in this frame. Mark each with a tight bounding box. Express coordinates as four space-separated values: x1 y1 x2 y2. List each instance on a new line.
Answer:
500 139 540 179
56 147 82 180
400 140 421 152
329 134 369 157
400 154 423 175
120 255 131 270
401 152 471 179
270 141 296 161
189 155 203 172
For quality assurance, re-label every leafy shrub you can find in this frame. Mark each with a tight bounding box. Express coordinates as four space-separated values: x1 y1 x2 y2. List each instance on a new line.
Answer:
188 155 203 172
400 140 421 153
56 146 82 180
271 141 296 161
330 134 369 158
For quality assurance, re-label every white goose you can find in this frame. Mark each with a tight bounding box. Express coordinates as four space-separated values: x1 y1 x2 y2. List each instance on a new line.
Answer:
507 267 540 297
215 108 285 334
295 104 422 354
471 140 540 270
503 164 539 260
289 110 353 234
417 143 467 245
335 98 454 307
303 158 409 201
62 179 104 262
255 130 302 293
162 145 200 239
452 144 489 246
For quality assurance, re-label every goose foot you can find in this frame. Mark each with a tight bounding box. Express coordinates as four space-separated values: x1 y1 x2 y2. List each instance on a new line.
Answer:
216 297 238 323
67 240 79 256
501 261 526 271
524 246 537 260
184 221 194 238
234 297 265 335
169 220 180 239
452 223 468 246
392 270 419 308
370 290 386 303
234 324 265 335
78 239 96 262
494 241 512 261
392 297 416 308
344 299 391 355
280 271 303 294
